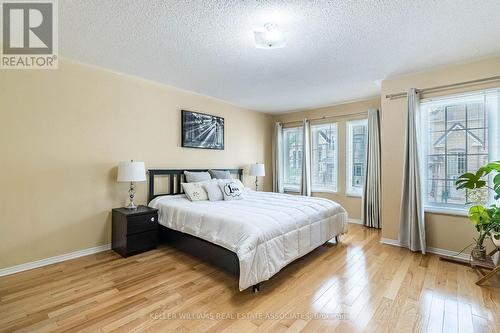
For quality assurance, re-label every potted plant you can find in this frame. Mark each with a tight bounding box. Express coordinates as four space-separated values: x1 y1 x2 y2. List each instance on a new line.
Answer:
492 226 500 248
455 161 500 260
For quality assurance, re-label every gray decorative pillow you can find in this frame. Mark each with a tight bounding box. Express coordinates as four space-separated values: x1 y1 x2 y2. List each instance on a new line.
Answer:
181 182 209 201
204 181 224 201
219 180 244 201
208 169 231 179
184 171 211 183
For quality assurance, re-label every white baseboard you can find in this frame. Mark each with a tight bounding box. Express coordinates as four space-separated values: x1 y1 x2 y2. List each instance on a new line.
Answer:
0 244 111 277
380 237 470 261
379 237 401 247
1 236 471 277
348 218 363 225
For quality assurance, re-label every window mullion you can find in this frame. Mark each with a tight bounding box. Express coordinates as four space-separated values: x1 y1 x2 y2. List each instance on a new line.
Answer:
444 106 448 204
465 104 469 202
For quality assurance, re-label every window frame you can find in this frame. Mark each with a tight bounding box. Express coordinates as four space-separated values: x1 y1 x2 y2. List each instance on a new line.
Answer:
282 126 303 192
310 122 339 193
346 119 368 197
420 89 499 216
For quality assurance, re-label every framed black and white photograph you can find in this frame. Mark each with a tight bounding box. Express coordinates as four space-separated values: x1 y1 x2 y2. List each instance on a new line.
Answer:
181 110 224 150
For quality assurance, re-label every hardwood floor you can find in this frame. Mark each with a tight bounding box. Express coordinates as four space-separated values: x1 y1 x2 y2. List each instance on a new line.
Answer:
1 224 498 333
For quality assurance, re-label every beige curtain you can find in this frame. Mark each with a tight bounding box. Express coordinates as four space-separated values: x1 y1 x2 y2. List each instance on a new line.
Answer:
363 109 381 228
399 88 426 254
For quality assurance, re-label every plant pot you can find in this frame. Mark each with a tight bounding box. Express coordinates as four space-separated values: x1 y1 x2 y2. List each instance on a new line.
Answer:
471 245 486 260
491 231 500 248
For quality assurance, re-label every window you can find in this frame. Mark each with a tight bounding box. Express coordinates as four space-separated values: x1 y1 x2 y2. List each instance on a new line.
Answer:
283 127 303 191
346 119 368 196
420 89 499 212
311 123 338 192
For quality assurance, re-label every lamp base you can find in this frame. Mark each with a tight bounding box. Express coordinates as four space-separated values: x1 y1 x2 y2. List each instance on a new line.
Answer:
125 202 138 210
126 181 137 209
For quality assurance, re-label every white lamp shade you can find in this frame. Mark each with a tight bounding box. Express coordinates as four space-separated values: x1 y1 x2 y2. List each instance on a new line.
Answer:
117 161 146 182
250 163 265 177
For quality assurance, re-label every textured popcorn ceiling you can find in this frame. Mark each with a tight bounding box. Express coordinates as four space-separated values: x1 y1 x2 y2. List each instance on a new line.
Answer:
60 1 500 113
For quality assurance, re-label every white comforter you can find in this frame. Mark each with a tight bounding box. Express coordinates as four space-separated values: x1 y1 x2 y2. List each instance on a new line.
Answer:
149 191 348 290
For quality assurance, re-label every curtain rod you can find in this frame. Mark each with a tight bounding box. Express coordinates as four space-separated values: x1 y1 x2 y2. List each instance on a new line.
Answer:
278 110 369 125
385 75 500 100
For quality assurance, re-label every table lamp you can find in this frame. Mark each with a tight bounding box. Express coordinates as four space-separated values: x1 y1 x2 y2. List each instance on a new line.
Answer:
117 160 146 209
250 163 265 191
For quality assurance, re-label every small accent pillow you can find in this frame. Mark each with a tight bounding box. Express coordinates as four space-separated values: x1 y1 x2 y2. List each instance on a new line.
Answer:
208 169 231 179
204 181 224 201
219 180 245 201
222 179 246 190
184 171 211 183
181 182 209 201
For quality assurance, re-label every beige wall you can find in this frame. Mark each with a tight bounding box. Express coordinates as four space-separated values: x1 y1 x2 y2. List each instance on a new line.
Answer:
273 98 381 220
3 55 499 269
0 59 273 268
380 56 500 252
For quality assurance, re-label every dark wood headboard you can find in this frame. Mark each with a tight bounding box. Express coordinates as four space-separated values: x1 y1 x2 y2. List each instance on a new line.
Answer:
148 169 243 202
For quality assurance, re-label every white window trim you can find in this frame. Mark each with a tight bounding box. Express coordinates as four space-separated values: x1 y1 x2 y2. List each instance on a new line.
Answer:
313 188 338 194
283 185 300 193
346 119 368 198
313 188 338 193
424 206 469 217
282 127 302 191
311 122 338 193
420 88 500 216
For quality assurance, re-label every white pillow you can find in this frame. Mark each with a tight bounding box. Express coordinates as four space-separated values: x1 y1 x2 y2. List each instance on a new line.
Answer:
221 179 246 191
184 171 211 183
204 181 224 201
219 180 245 200
181 182 209 201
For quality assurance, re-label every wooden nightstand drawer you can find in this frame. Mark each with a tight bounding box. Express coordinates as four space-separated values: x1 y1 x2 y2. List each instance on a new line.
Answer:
127 214 157 235
126 230 158 256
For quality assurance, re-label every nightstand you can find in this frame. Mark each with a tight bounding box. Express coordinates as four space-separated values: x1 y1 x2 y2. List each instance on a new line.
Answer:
112 205 158 257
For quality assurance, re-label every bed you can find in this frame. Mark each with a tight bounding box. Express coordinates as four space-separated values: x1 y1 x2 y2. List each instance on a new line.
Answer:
147 169 348 292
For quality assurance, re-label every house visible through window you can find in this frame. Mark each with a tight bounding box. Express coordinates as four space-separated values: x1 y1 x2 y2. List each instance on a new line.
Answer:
311 123 338 192
354 164 363 177
457 153 466 174
420 89 499 211
346 119 368 196
283 127 303 191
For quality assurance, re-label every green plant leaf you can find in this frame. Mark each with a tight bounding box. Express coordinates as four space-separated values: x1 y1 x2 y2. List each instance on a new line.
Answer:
494 173 500 191
456 173 481 189
477 166 491 177
455 162 500 191
486 161 500 172
468 205 490 225
494 173 500 183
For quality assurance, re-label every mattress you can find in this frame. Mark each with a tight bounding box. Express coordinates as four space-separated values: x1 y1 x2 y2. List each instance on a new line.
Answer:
149 191 348 290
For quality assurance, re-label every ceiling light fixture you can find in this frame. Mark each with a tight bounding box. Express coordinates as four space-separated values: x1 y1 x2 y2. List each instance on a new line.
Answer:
254 23 286 49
